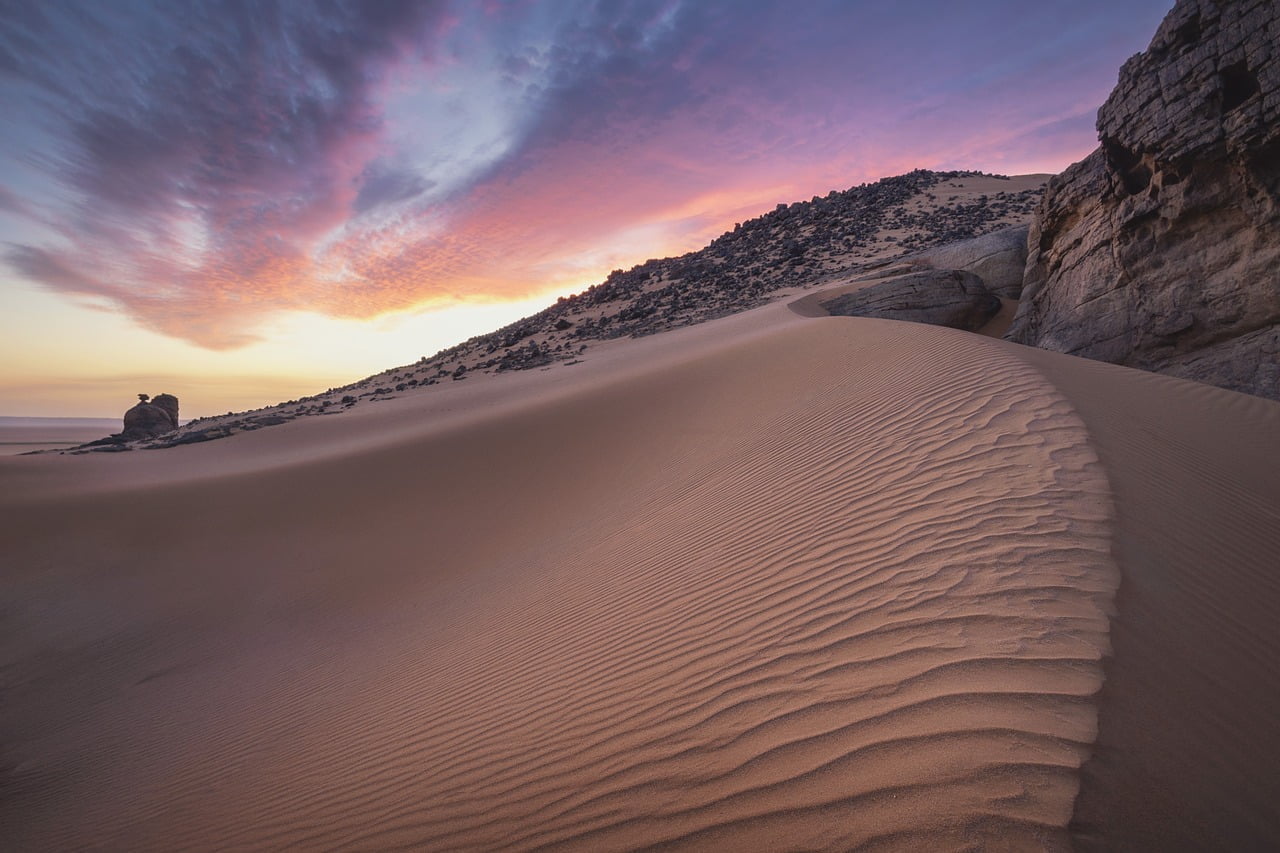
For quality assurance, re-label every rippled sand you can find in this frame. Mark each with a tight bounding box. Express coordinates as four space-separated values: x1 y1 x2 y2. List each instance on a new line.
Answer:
2 301 1277 850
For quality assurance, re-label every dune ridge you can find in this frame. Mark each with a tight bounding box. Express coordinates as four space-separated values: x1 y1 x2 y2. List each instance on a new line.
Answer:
1021 348 1280 850
1 312 1119 850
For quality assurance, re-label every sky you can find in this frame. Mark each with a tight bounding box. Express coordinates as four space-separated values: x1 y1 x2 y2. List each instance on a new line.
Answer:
0 0 1172 417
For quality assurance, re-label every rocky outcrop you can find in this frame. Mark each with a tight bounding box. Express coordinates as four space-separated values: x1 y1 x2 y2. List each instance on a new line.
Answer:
1008 0 1280 399
150 393 178 425
909 224 1029 298
120 394 179 440
820 270 1000 332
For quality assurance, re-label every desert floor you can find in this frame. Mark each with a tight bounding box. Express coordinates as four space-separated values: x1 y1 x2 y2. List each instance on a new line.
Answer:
0 418 122 457
2 297 1277 850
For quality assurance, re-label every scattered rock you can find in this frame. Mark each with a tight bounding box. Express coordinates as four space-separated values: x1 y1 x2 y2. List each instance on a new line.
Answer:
1008 0 1280 400
73 441 131 453
820 270 1000 332
156 429 222 447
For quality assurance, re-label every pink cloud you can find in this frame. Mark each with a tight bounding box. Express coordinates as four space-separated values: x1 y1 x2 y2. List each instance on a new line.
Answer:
1 1 1170 350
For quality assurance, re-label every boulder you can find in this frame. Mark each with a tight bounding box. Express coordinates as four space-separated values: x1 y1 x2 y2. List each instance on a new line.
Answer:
120 394 179 441
909 224 1029 298
820 269 1000 332
1007 0 1280 399
150 393 179 425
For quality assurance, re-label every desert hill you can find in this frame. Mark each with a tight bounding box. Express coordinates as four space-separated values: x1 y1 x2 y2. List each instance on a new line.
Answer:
68 170 1043 451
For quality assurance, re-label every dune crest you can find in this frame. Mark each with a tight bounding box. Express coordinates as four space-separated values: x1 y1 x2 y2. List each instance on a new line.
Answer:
0 312 1120 850
1022 346 1280 850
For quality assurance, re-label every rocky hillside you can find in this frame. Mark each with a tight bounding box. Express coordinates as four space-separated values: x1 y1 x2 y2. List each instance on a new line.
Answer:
83 170 1041 450
1009 0 1279 399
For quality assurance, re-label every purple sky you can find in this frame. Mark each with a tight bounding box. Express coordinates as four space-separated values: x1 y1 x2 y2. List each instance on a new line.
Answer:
0 0 1172 411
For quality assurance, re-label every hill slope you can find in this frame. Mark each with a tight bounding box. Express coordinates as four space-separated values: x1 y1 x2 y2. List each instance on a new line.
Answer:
71 170 1043 451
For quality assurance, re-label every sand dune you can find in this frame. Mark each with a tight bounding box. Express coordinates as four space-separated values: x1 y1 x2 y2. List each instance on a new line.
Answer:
1022 348 1280 851
2 301 1277 849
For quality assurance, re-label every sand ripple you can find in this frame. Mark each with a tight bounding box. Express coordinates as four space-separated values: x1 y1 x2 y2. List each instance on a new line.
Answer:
1 318 1117 850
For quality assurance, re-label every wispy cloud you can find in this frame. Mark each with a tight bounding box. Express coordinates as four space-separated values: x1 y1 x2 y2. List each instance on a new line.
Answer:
1 0 454 346
0 0 1171 349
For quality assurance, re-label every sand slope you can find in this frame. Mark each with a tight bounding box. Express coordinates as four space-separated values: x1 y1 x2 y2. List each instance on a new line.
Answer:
1 306 1125 850
1022 348 1280 851
5 301 1280 849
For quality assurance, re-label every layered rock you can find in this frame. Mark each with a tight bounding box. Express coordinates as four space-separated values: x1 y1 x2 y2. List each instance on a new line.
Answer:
1008 0 1280 399
820 269 1000 332
909 224 1029 298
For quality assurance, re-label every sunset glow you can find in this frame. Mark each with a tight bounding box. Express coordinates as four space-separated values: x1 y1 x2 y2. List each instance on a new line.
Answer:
0 0 1172 416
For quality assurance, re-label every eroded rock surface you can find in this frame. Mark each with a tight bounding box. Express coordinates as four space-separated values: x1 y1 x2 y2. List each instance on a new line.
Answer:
821 269 1000 332
1008 0 1280 399
910 224 1029 298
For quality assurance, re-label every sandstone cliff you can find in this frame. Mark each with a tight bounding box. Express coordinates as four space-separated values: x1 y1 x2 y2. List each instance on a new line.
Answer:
1008 0 1280 399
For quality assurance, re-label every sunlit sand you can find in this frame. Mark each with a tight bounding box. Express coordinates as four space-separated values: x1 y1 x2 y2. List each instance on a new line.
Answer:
5 294 1276 849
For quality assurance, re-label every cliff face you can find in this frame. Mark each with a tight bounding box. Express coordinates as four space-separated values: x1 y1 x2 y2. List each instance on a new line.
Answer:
1009 0 1280 399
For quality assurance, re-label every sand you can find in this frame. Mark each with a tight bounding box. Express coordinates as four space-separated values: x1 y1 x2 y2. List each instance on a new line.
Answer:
2 299 1278 849
1021 347 1280 851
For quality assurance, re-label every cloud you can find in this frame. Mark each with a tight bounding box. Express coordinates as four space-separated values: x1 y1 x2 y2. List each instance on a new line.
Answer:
0 184 37 218
1 0 453 347
6 244 90 292
0 0 1172 349
353 161 436 214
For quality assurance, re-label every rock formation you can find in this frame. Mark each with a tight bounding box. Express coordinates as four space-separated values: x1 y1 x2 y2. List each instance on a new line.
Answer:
909 224 1029 298
120 393 179 440
1008 0 1280 399
820 269 1000 332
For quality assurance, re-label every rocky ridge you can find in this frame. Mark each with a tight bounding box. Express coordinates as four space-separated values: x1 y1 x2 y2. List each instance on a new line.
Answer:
66 170 1042 452
1008 0 1280 399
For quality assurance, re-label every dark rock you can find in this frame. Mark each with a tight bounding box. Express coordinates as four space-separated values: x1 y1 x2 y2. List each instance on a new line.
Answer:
150 393 178 425
120 393 179 440
820 269 1000 332
70 442 132 453
154 428 221 447
1008 0 1280 399
79 435 128 448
